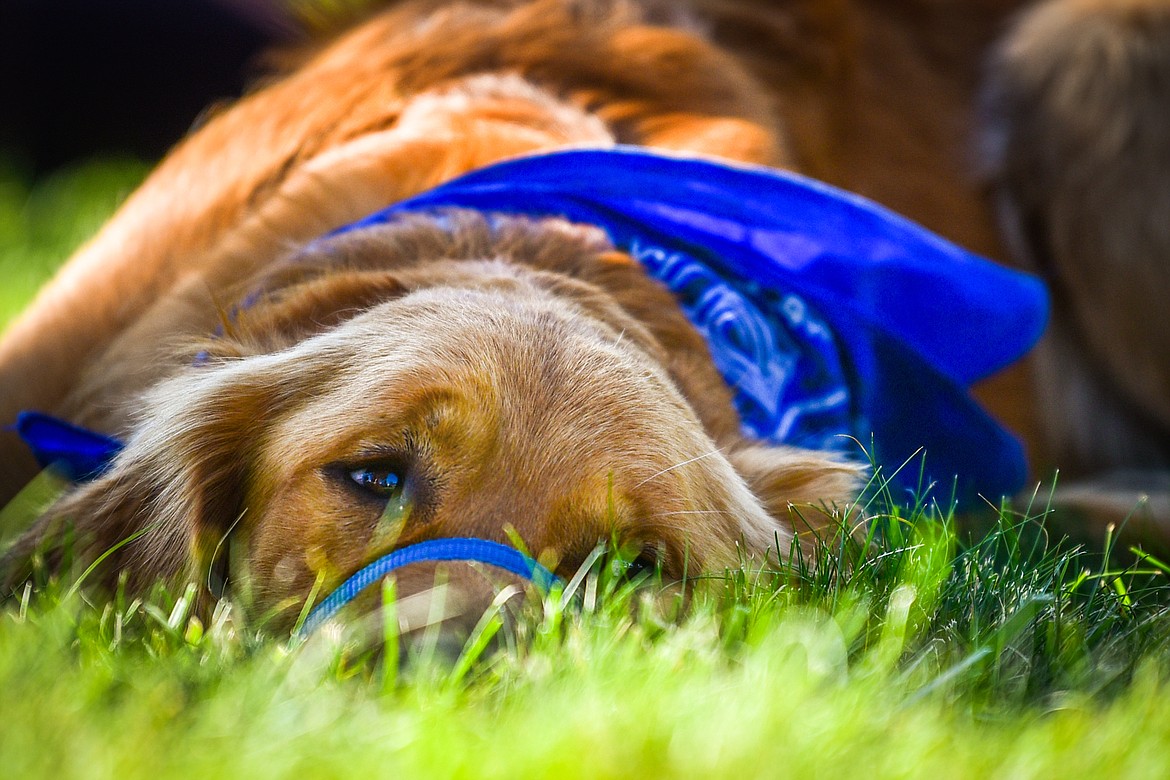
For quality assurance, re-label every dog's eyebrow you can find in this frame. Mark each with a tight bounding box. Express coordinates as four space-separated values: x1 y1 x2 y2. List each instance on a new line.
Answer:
338 443 413 463
632 447 725 490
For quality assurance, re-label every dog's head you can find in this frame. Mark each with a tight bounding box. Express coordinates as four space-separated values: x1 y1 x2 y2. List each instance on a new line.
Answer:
3 213 860 631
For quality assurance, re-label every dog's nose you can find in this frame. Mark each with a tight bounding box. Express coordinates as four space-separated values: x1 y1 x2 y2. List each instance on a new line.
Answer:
310 559 538 669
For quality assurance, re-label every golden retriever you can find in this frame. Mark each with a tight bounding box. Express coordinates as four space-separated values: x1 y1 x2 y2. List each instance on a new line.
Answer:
1 0 1167 629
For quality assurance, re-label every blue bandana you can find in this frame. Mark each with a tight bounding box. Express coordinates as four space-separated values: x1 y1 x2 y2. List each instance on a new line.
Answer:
18 147 1047 503
14 410 122 482
339 148 1048 502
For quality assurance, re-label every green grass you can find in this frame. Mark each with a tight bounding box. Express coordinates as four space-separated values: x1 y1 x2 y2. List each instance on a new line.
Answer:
5 509 1170 778
0 157 149 326
3 160 1170 779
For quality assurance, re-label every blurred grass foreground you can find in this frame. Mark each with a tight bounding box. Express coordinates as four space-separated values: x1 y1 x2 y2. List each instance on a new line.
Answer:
4 159 1170 779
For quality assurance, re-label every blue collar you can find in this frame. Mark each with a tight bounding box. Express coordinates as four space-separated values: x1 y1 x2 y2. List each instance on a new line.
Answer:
18 147 1047 503
297 537 558 636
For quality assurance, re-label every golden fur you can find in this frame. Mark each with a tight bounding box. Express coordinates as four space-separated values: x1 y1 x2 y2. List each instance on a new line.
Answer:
2 0 1168 627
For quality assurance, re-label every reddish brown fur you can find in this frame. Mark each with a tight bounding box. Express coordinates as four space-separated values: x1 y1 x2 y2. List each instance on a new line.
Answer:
2 0 1168 626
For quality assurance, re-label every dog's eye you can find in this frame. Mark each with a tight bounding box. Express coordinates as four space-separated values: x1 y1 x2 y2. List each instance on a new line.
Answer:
348 465 406 498
619 550 661 581
336 459 417 550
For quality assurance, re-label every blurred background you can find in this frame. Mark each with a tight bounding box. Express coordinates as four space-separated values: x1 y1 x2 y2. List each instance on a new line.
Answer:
0 0 308 323
0 0 297 174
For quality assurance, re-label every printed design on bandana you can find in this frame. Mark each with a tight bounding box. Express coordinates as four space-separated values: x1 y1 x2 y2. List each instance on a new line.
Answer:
630 238 853 452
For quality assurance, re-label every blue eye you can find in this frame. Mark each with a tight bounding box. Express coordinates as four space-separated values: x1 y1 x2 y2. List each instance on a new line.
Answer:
609 549 659 581
349 466 405 497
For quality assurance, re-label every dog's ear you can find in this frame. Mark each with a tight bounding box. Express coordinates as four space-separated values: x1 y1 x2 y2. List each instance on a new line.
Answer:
728 444 864 556
0 453 234 598
0 364 283 599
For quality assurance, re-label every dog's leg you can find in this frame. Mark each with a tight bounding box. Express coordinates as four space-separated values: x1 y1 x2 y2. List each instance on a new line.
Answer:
981 0 1170 536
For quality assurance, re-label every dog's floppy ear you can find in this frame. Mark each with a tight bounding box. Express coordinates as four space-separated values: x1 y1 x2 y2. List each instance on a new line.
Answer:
0 363 283 598
0 250 423 598
728 443 865 556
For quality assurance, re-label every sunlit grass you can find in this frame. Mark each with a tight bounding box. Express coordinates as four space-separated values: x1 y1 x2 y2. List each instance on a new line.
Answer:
3 505 1170 779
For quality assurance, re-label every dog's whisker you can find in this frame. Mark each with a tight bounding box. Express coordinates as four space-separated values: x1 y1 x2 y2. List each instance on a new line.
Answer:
639 518 722 534
633 448 725 490
650 509 737 518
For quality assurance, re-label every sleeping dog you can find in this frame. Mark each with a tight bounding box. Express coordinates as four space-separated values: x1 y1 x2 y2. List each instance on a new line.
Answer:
1 0 1166 629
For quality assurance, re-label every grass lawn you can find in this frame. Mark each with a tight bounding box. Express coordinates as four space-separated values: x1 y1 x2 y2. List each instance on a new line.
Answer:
3 160 1170 779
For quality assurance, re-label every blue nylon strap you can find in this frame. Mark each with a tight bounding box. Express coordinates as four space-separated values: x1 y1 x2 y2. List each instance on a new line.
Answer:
297 537 558 636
